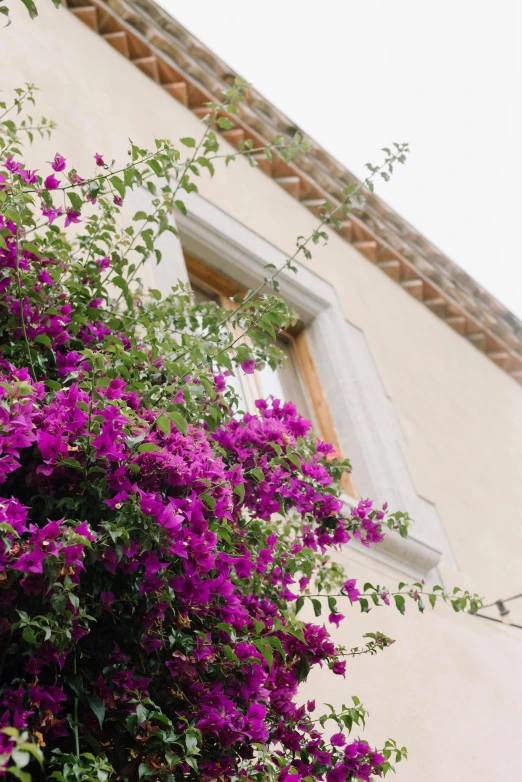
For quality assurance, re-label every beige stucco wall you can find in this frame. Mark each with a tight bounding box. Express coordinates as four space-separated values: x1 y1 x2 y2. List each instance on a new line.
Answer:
5 3 522 778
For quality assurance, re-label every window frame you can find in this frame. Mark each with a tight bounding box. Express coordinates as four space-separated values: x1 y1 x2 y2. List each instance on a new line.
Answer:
174 192 457 578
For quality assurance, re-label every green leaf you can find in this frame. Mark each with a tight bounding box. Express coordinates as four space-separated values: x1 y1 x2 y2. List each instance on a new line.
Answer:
147 159 163 177
180 137 196 148
7 767 31 782
156 414 171 435
87 694 105 729
295 596 305 615
11 750 30 769
222 644 239 663
17 743 43 766
311 598 322 617
286 452 301 471
217 117 234 130
201 492 216 511
168 410 188 435
185 757 198 772
215 622 235 637
327 596 338 613
394 595 406 615
135 704 148 725
429 593 437 609
69 593 79 610
253 639 273 670
50 592 67 613
359 598 371 613
296 657 310 683
60 457 83 471
266 636 285 658
34 333 52 348
250 467 264 482
65 674 84 698
67 192 83 213
137 442 161 453
20 0 37 18
185 732 198 753
233 482 245 503
110 175 125 199
22 626 37 645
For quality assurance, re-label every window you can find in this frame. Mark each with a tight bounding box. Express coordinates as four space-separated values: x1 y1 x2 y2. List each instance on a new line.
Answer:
255 335 314 422
186 254 314 421
184 252 357 498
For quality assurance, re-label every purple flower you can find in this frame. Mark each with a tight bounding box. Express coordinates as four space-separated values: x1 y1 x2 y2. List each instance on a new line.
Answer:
326 763 346 782
44 173 60 191
51 153 66 172
332 660 346 677
19 169 38 185
94 153 105 166
95 256 111 271
100 591 115 611
74 521 96 542
330 732 346 747
214 374 227 393
104 378 126 400
328 612 344 628
12 545 46 574
41 205 63 224
343 578 360 602
64 209 81 227
5 156 22 173
56 350 87 377
279 768 301 782
240 359 256 374
38 270 53 285
113 196 123 207
307 699 315 712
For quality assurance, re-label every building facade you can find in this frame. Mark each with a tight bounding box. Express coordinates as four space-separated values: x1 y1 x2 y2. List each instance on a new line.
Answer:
5 0 522 778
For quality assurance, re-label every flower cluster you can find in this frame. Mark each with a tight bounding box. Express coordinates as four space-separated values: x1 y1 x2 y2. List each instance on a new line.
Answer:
0 90 428 782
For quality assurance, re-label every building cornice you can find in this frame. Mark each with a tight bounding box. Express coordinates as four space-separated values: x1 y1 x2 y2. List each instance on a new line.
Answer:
65 0 522 385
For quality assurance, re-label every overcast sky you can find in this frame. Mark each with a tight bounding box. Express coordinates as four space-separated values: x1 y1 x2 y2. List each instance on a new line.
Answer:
159 1 522 319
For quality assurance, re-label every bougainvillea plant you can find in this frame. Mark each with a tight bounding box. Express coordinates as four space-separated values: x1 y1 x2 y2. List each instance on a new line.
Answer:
0 85 481 782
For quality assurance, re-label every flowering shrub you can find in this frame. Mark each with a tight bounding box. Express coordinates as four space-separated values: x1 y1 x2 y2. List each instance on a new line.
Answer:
0 86 481 782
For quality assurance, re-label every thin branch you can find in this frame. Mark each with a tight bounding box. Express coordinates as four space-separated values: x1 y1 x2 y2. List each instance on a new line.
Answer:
14 225 36 381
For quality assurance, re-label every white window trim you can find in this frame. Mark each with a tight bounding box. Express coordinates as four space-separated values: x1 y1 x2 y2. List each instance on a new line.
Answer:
169 193 457 581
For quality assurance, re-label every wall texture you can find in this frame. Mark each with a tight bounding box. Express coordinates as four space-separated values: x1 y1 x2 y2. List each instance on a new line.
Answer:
5 3 522 778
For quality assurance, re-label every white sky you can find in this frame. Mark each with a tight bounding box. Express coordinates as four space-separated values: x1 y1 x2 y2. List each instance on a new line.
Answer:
159 0 522 318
